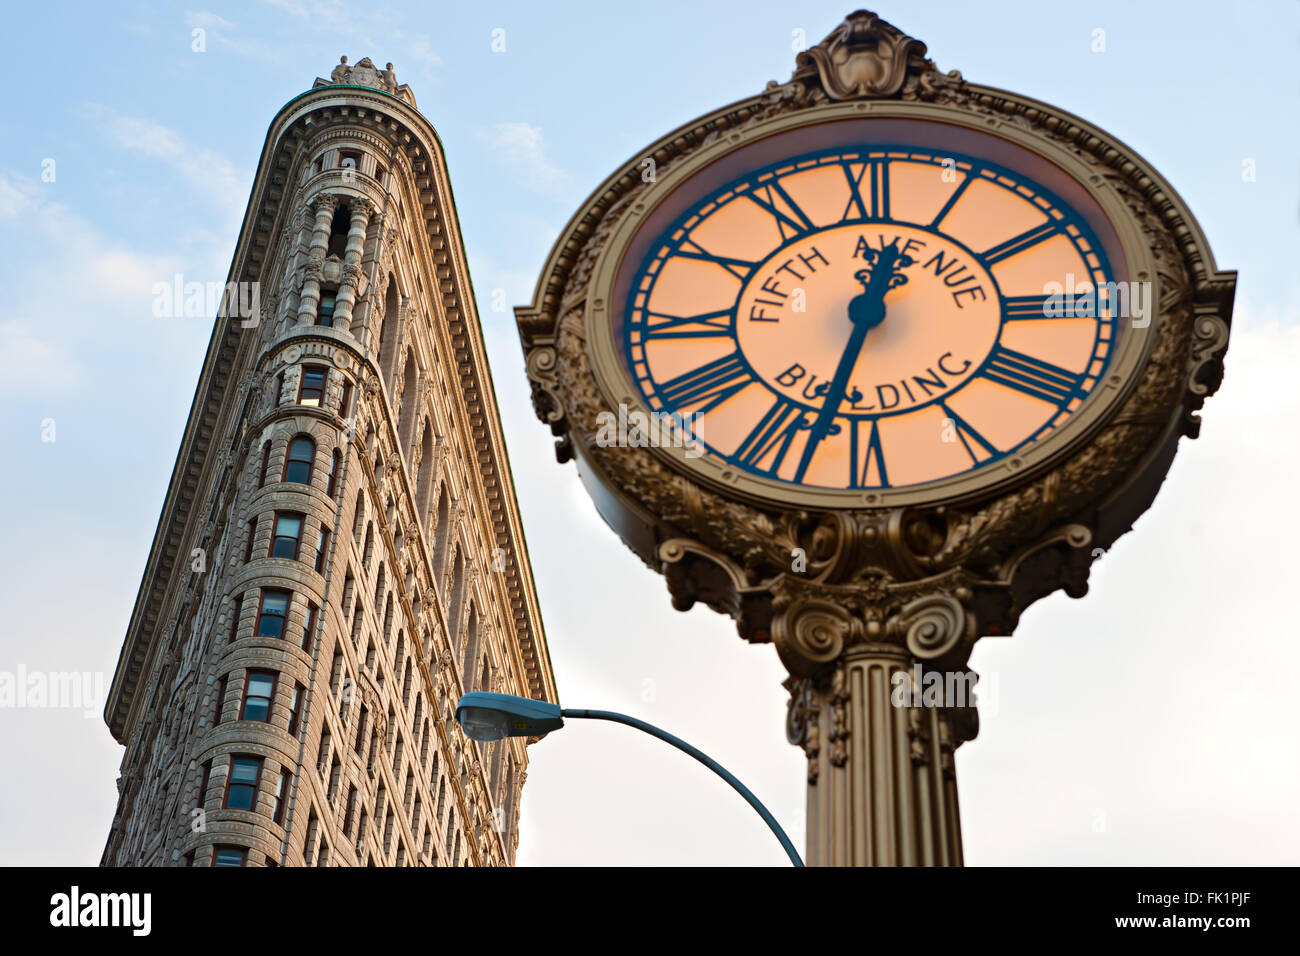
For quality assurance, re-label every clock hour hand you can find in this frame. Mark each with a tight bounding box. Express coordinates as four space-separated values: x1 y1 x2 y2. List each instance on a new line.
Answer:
792 240 913 484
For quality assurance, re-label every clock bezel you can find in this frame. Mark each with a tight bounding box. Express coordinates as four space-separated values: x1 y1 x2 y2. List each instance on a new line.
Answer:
584 102 1158 511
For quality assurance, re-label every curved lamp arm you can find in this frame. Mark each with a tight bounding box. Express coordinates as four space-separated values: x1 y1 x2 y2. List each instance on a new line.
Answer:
561 708 804 867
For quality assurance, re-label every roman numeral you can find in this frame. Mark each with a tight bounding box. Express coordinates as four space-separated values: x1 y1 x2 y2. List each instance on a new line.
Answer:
745 180 816 241
930 173 976 228
870 160 890 222
840 162 870 220
732 398 809 475
980 222 1058 266
839 161 891 222
851 419 889 488
657 352 751 412
940 402 999 464
643 309 734 340
1002 295 1057 320
675 239 757 281
980 346 1084 405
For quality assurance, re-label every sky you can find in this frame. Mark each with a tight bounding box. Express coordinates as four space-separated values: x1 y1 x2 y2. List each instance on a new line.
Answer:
0 0 1297 866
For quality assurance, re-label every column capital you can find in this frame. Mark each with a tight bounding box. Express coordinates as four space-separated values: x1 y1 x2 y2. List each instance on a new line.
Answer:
312 192 340 215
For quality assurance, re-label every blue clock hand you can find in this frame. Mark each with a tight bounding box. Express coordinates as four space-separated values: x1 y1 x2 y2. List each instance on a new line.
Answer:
792 240 913 485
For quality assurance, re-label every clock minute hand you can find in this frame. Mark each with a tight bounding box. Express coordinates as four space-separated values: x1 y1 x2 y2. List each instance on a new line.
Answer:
792 241 913 485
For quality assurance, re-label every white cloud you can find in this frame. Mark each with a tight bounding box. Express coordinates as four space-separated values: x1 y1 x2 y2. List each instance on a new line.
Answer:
81 104 247 225
185 10 233 29
406 34 443 70
0 321 83 393
482 122 573 195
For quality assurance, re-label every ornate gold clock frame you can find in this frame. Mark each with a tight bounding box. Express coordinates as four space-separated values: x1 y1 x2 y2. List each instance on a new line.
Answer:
515 10 1235 865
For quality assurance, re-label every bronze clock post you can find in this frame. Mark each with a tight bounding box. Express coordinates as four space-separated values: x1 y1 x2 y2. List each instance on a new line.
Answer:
516 10 1235 865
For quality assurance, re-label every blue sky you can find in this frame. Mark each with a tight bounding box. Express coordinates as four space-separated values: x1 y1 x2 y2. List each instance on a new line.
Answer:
0 0 1297 866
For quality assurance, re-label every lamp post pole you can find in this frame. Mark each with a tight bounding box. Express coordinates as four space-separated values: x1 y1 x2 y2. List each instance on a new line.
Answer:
455 692 803 866
561 708 803 867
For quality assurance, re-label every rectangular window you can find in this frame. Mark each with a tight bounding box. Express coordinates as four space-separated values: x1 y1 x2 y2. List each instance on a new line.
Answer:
213 846 247 868
213 675 227 725
270 512 304 560
316 729 331 775
338 383 352 421
301 603 317 653
354 706 369 754
314 527 330 573
343 786 357 834
240 670 277 722
327 757 341 803
287 683 304 736
228 595 243 643
244 517 257 563
224 756 263 811
303 810 319 864
255 589 290 638
199 760 212 807
272 770 291 825
318 290 337 327
298 367 327 406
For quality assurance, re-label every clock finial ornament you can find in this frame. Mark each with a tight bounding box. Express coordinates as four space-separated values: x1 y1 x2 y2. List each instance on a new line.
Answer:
790 9 956 100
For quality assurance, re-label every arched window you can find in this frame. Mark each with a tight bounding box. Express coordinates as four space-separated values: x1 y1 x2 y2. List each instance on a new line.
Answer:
284 436 315 484
352 490 366 542
258 441 271 488
416 421 434 526
449 548 465 629
362 522 374 570
432 486 450 576
327 449 342 499
378 276 400 384
397 351 417 450
460 605 479 683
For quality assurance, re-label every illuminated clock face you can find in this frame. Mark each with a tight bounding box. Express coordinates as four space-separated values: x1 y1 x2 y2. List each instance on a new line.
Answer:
621 145 1121 493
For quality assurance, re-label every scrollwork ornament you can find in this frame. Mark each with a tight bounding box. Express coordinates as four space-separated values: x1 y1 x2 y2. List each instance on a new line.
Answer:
771 597 851 677
886 592 973 664
783 676 821 782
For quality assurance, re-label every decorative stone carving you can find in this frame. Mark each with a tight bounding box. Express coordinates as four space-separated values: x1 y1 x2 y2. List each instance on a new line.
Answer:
786 8 952 101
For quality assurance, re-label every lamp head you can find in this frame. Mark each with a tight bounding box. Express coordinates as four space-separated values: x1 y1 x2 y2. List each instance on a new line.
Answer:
455 692 564 742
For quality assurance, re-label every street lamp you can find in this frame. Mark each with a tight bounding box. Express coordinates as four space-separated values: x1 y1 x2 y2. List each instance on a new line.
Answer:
456 692 804 867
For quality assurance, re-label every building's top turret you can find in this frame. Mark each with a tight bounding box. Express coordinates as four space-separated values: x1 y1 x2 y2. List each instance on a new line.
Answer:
313 55 416 107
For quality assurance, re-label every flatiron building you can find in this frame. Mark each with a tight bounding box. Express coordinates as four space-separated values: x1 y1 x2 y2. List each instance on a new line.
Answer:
100 57 557 867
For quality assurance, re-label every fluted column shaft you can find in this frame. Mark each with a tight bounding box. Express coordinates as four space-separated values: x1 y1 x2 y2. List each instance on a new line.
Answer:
797 645 964 866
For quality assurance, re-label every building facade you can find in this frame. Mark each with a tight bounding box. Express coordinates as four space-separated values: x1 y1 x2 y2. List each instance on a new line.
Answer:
101 58 557 867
